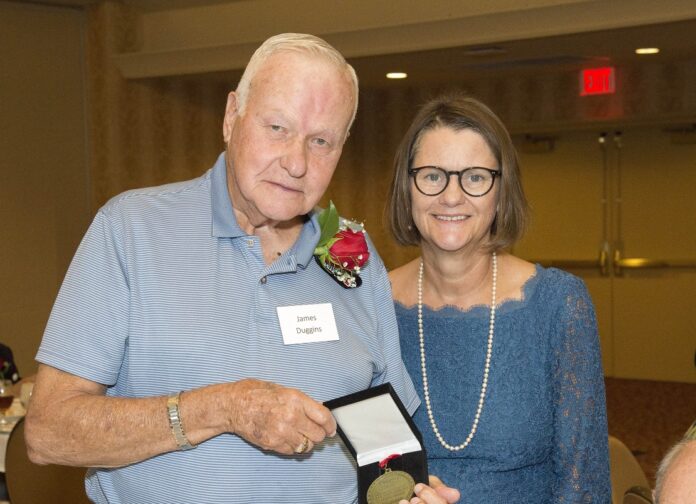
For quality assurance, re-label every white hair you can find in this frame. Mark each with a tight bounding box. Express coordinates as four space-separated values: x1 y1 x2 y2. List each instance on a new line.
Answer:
654 439 695 503
235 33 359 131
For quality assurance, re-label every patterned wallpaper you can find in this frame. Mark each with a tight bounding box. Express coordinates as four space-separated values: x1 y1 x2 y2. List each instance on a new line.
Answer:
86 2 226 211
86 2 696 270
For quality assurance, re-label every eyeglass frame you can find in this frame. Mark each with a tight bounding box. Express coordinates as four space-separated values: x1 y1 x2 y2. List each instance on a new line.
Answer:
408 166 501 197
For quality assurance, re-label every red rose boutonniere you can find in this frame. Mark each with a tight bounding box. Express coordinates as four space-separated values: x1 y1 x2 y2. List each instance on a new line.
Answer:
313 201 370 288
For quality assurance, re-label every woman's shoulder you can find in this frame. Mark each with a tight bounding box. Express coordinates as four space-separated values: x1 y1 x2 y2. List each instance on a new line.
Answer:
497 255 591 312
534 264 589 297
499 254 535 284
529 265 596 325
495 254 536 304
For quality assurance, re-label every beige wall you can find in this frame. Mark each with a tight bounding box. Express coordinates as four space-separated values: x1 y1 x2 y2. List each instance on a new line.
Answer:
85 2 226 212
0 2 90 376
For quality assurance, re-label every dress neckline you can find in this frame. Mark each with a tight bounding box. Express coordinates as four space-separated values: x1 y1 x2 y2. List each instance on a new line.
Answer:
394 263 544 318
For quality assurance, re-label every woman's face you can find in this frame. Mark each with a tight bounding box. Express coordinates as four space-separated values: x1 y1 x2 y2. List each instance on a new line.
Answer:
410 126 499 254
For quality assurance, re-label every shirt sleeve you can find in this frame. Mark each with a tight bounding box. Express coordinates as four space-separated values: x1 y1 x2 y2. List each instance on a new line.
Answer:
36 209 130 386
551 275 612 502
365 245 420 415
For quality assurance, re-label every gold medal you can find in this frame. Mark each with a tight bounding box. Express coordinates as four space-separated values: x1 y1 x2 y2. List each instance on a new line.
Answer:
366 468 415 504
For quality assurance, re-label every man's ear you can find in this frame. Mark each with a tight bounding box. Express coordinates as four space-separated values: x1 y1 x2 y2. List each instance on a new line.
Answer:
222 91 239 143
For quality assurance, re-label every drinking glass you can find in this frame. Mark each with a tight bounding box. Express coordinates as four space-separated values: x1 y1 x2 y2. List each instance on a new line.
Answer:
0 380 15 424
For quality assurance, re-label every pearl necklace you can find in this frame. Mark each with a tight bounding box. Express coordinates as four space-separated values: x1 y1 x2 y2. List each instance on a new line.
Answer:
417 251 496 451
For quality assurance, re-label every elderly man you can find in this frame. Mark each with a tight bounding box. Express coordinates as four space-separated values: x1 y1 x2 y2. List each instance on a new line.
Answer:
25 33 458 504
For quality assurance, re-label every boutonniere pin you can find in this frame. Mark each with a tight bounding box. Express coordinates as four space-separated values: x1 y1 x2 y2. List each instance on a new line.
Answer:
313 201 369 289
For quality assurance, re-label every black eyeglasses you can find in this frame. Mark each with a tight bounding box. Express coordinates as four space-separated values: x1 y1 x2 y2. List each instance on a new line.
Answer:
408 166 500 197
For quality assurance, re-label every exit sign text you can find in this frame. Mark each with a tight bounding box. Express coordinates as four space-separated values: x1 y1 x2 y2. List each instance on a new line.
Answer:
580 67 615 96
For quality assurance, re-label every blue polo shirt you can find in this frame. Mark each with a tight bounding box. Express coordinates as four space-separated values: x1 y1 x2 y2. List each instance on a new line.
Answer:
37 153 418 504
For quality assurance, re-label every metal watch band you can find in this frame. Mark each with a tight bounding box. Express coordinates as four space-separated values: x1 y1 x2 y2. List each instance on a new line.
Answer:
167 391 195 451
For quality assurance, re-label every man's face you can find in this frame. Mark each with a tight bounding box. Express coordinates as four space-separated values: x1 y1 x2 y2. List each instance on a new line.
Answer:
223 52 355 229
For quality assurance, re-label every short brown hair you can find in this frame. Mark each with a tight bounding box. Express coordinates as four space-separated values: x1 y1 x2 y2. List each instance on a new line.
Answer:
386 92 528 251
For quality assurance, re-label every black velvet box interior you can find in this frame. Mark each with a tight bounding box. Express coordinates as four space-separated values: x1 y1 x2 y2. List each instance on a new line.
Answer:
324 383 428 504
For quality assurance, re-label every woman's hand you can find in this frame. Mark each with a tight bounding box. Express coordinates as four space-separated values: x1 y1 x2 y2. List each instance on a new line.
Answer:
399 475 461 504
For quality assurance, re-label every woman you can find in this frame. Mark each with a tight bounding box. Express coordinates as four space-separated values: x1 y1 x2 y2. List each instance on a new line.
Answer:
387 93 611 502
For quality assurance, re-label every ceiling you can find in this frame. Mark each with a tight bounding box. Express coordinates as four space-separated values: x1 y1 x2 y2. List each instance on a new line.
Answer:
344 19 696 88
11 0 696 89
168 18 696 90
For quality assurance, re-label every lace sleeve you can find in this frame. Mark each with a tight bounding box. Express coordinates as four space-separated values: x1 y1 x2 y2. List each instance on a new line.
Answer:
551 276 612 503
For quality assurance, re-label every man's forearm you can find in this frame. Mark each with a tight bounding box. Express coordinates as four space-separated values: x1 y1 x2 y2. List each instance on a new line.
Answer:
25 364 229 468
25 364 336 467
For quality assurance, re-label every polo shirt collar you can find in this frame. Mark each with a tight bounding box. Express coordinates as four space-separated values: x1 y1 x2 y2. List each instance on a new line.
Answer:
210 151 321 269
293 210 321 269
211 152 246 238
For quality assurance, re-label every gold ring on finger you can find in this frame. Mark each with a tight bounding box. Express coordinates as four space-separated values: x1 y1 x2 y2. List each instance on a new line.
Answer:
295 435 310 454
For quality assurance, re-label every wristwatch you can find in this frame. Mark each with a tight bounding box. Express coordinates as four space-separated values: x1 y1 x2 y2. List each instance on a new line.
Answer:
167 391 195 451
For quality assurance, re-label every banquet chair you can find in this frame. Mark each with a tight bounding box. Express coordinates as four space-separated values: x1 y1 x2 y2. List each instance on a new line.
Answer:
623 485 654 504
4 418 91 504
609 435 652 504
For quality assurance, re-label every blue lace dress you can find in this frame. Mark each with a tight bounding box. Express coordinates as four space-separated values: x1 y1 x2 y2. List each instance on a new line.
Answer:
396 265 611 503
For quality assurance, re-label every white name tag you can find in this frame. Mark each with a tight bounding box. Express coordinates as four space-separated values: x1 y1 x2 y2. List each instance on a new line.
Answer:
276 303 340 345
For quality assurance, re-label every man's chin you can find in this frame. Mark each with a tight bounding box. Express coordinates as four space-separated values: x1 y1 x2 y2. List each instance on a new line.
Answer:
260 203 312 225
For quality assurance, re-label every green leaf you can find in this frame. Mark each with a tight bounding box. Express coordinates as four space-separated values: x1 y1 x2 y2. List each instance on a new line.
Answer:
317 200 339 246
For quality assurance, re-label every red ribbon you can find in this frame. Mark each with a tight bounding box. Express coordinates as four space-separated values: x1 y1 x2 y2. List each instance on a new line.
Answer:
378 454 401 469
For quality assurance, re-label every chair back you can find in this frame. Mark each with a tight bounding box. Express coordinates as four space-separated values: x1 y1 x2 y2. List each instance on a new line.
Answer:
623 485 654 504
609 435 651 504
5 418 91 504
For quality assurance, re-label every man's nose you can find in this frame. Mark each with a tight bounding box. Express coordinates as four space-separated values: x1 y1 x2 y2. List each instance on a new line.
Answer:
281 139 308 178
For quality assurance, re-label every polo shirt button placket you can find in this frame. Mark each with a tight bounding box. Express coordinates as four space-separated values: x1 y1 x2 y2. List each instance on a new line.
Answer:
260 276 267 285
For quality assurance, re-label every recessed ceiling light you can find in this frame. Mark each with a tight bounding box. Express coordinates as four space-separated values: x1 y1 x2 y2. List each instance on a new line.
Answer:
386 72 407 79
635 47 659 55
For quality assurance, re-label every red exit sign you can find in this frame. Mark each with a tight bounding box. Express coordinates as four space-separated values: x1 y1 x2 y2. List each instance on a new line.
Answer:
580 67 615 96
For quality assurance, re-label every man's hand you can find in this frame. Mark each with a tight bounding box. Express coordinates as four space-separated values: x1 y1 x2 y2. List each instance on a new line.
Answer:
228 379 336 455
